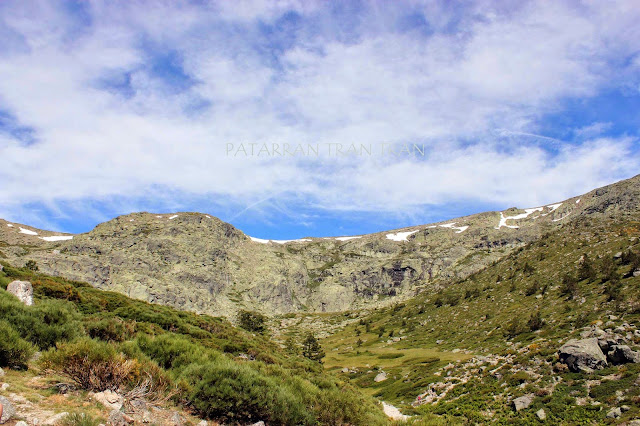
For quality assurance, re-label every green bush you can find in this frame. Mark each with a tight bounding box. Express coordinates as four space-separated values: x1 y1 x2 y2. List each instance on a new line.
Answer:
0 320 34 369
86 317 135 342
183 361 314 425
0 292 82 349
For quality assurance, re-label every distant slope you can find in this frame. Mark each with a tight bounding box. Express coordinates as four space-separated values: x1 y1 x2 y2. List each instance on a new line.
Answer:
1 174 639 317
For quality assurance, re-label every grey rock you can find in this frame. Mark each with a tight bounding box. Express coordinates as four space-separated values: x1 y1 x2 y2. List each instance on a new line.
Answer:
558 338 607 372
15 421 28 426
196 421 208 426
536 408 546 420
374 372 387 382
606 407 621 419
628 420 640 426
607 345 640 364
251 422 265 426
0 384 9 392
108 410 128 426
6 281 33 306
622 405 631 412
634 269 640 277
0 396 15 423
44 412 69 425
513 394 534 411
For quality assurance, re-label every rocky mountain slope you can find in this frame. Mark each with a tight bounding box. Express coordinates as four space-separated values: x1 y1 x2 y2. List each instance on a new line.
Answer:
1 174 639 317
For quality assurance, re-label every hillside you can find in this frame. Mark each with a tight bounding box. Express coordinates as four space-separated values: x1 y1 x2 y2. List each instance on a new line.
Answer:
0 263 388 425
1 175 639 318
275 201 640 424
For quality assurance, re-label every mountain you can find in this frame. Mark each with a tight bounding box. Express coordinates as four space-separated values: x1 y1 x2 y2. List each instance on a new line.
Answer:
1 174 639 318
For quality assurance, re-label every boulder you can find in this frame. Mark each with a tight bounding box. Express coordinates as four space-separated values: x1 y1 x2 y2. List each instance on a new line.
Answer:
606 407 622 419
0 396 15 424
92 389 124 411
15 421 27 426
374 372 387 382
607 345 640 364
6 281 33 306
634 269 640 278
536 408 546 420
512 394 534 411
558 338 607 372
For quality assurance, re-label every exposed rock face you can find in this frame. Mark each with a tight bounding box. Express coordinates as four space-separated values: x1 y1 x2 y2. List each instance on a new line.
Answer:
1 174 639 318
558 338 608 372
6 281 33 306
513 394 534 411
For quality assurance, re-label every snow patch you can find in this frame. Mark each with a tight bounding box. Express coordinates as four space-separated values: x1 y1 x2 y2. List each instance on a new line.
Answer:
249 237 312 244
40 236 74 242
495 207 543 229
155 215 162 218
386 230 418 241
129 219 134 222
335 236 362 241
169 215 179 220
250 237 270 244
576 199 581 204
271 239 312 244
547 203 562 212
7 224 13 227
439 222 469 233
19 227 38 236
206 215 212 219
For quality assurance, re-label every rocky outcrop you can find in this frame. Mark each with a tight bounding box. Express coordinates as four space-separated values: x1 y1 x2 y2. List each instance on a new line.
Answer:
91 390 124 411
6 281 33 306
558 338 607 372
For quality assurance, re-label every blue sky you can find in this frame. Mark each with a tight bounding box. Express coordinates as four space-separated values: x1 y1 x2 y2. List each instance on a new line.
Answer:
0 0 639 239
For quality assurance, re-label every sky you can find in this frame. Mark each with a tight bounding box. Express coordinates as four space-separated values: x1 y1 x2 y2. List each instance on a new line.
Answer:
0 0 639 239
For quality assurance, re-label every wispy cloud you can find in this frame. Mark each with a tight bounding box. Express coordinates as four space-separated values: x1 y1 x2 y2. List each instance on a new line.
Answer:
0 1 638 235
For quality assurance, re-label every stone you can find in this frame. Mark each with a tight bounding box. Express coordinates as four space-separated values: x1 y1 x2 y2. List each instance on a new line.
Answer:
197 421 208 426
15 421 27 426
0 396 15 423
634 269 640 277
92 389 124 411
6 281 33 306
170 411 184 425
606 407 621 419
607 345 640 364
622 405 631 412
558 338 607 372
0 384 9 392
628 420 640 426
44 412 69 425
341 367 349 373
251 422 265 426
512 394 534 411
536 408 546 420
374 372 387 382
108 410 128 426
0 368 4 378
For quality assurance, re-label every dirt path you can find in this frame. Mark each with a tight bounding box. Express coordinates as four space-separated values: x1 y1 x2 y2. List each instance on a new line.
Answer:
381 401 410 421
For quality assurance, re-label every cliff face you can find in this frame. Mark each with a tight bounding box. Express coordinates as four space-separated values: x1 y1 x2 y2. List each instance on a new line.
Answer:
1 174 639 317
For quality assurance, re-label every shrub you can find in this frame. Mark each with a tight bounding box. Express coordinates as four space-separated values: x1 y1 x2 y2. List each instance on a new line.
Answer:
135 334 213 372
0 293 82 349
237 310 266 334
528 310 544 331
577 254 596 281
40 338 136 391
86 317 135 342
59 412 103 426
183 361 315 425
0 320 34 369
560 274 578 298
25 260 39 271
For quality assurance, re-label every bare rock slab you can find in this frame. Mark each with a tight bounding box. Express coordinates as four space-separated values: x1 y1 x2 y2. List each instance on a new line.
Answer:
6 281 33 306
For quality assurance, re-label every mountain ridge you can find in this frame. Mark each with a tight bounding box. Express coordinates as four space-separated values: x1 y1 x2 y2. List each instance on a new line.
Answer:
1 173 639 318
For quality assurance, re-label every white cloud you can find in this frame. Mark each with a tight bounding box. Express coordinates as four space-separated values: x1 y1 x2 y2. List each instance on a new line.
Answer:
0 0 639 227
